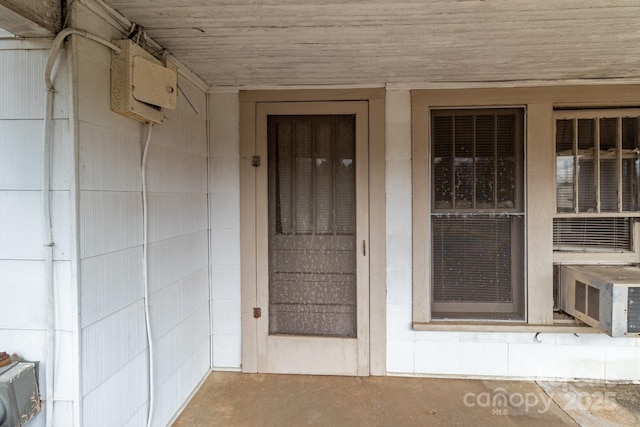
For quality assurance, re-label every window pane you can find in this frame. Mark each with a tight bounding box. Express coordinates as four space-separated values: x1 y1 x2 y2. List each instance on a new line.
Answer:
622 117 638 150
600 159 618 212
622 158 639 212
577 119 596 212
432 216 514 303
432 215 524 320
600 118 618 212
475 115 495 208
556 119 575 212
433 116 453 209
431 108 524 320
622 117 639 211
600 118 618 150
555 111 640 253
497 114 516 208
454 115 473 209
556 119 574 152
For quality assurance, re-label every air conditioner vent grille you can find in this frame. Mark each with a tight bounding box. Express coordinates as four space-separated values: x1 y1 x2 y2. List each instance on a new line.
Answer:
575 280 587 313
628 287 640 333
588 285 600 321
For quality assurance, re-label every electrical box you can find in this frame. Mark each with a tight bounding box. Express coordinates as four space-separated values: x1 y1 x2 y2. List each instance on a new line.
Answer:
0 362 40 427
560 265 640 337
111 39 178 124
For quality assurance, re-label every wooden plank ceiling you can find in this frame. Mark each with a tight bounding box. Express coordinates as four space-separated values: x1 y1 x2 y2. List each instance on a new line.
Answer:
103 0 640 88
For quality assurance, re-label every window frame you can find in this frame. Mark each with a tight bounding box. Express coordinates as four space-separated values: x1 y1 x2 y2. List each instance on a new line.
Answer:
553 108 640 265
412 85 640 331
429 107 527 320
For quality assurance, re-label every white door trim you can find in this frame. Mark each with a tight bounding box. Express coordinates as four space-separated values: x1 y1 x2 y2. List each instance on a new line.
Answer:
239 89 387 376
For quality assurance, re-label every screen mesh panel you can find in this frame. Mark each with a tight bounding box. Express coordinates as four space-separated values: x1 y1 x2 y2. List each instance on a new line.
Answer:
268 115 357 337
556 119 575 213
622 117 640 212
575 280 587 314
587 285 600 321
430 108 525 319
432 215 520 303
555 113 640 215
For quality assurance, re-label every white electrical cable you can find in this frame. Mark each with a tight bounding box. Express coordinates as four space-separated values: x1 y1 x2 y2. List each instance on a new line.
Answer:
42 76 55 427
43 27 121 427
141 123 155 427
45 26 158 427
45 28 120 91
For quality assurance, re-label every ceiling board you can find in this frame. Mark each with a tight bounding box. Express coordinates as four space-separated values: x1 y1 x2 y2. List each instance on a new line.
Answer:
103 0 640 87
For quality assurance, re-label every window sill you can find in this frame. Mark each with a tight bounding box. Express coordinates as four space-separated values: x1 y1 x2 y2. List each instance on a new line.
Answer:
412 321 600 334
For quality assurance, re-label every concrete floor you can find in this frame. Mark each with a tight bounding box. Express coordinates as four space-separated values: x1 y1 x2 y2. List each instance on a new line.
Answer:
172 372 640 426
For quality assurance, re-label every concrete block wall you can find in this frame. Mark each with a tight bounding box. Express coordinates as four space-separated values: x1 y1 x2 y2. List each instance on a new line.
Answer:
384 89 640 381
205 88 640 381
208 91 242 369
384 90 415 374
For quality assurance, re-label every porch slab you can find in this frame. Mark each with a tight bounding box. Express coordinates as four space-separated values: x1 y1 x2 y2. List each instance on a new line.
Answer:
171 371 639 426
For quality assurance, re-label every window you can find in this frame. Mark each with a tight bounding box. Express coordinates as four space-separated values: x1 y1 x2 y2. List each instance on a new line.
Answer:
430 108 525 320
554 110 640 253
413 86 640 330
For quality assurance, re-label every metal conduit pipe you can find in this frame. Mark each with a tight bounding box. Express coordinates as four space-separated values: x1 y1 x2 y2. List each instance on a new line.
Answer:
43 28 120 427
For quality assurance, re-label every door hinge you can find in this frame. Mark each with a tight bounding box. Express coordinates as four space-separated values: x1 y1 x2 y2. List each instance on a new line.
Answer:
252 155 261 167
363 240 366 256
253 307 262 318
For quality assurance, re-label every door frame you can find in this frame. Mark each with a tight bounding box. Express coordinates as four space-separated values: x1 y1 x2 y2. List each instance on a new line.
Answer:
239 89 386 376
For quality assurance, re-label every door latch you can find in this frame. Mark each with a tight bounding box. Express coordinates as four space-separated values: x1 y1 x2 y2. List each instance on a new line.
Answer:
252 156 261 167
253 307 262 318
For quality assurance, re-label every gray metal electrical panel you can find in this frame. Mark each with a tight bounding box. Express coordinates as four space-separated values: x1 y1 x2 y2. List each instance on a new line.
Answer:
0 362 40 427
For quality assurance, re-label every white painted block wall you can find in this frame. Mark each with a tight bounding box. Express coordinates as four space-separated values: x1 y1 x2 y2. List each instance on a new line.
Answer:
0 38 75 427
206 89 640 381
384 90 640 381
384 90 416 374
209 92 242 369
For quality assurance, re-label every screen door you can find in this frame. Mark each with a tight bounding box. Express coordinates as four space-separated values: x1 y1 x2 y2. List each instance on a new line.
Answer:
255 101 369 375
268 114 357 337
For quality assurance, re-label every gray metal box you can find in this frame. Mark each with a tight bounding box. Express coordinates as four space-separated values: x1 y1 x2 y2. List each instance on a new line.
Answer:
0 362 40 427
560 265 640 337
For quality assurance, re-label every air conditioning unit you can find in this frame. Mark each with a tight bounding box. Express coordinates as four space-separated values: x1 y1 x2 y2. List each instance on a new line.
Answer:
560 265 640 337
0 362 40 426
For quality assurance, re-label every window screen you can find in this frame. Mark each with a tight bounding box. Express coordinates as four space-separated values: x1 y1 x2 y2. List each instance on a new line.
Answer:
267 115 357 337
556 113 640 213
554 110 640 252
431 108 525 320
